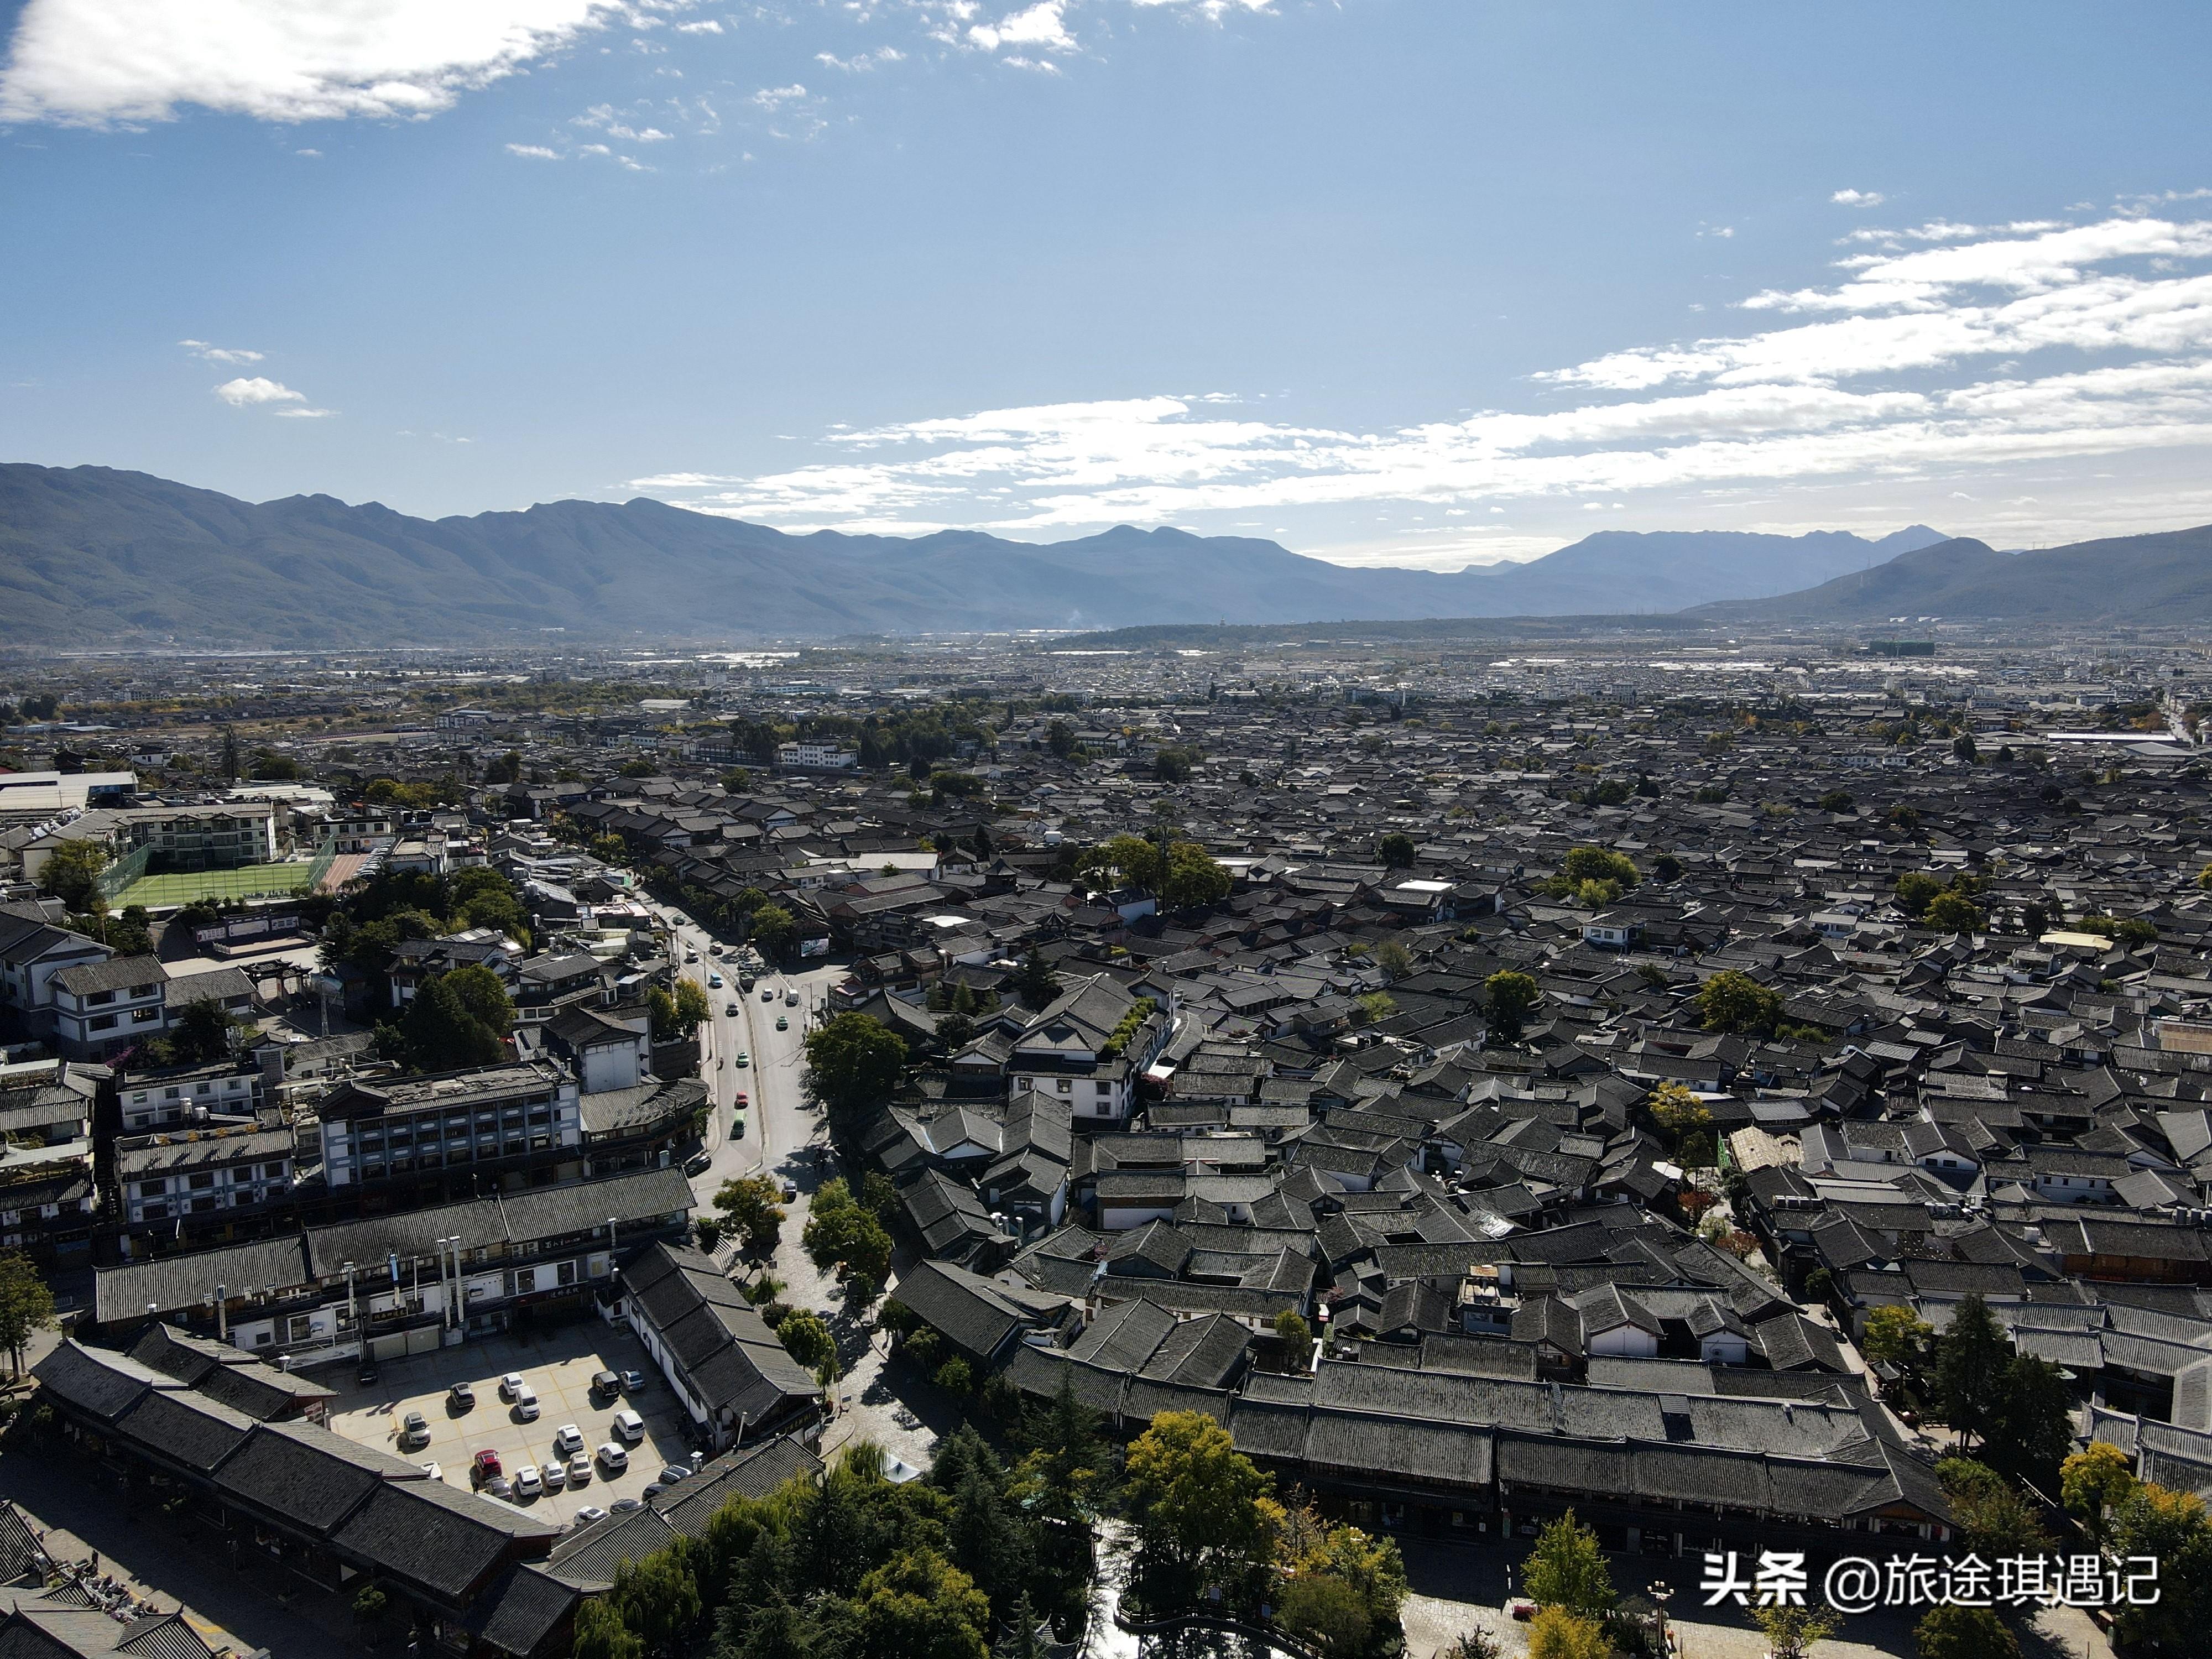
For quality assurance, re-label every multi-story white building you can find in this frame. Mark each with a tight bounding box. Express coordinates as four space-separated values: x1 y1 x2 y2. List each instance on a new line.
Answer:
114 1123 294 1231
317 1059 582 1194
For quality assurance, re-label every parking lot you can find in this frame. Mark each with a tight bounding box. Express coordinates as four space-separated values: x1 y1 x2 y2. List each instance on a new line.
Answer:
320 1319 701 1530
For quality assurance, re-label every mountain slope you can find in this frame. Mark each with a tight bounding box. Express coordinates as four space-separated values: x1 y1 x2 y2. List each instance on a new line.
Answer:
1698 525 2212 623
0 461 1950 643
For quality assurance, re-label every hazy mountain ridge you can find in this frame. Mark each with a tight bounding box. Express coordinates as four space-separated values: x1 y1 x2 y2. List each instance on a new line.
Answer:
1695 525 2212 623
0 461 1948 643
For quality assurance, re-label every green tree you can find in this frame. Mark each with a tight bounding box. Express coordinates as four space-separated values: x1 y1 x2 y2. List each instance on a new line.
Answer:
1754 1605 1838 1659
442 962 516 1036
1983 1352 2073 1489
1377 833 1418 869
2107 1482 2212 1652
1484 971 1540 1044
935 1357 974 1395
1013 952 1062 1006
165 998 243 1065
804 1014 906 1128
1693 969 1783 1036
1276 1575 1371 1653
1923 889 1984 932
1895 871 1944 918
610 1546 703 1658
106 904 154 956
750 904 799 959
1524 1608 1610 1659
1081 834 1166 894
1561 846 1637 888
1374 939 1414 980
1817 790 1856 812
714 1175 787 1256
1933 1295 2009 1451
1159 842 1232 910
2060 1442 2137 1546
1124 1410 1277 1580
38 838 108 912
1521 1510 1613 1620
0 1251 58 1375
853 1549 992 1659
803 1178 895 1284
398 973 505 1071
1355 992 1398 1027
1645 1081 1711 1147
1045 721 1077 759
1913 1605 2018 1659
1272 1309 1312 1364
777 1308 837 1371
1937 1459 2050 1558
1014 1373 1112 1524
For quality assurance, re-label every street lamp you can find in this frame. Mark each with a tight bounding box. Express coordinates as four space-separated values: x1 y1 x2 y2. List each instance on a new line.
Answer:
1649 1582 1674 1658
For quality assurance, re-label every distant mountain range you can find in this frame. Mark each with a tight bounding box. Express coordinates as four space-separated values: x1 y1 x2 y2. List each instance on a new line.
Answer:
0 462 1951 644
1695 527 2212 624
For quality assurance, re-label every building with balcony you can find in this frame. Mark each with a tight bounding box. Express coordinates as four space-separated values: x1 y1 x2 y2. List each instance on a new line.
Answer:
317 1060 582 1202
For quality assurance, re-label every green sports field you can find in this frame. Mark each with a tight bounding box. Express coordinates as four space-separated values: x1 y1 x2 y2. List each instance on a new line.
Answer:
114 863 320 909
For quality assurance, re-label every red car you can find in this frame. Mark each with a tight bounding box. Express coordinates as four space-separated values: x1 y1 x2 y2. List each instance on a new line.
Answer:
470 1449 502 1488
732 1091 748 1107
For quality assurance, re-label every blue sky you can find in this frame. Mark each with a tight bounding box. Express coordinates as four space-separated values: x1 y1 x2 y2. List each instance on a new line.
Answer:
4 1 2212 570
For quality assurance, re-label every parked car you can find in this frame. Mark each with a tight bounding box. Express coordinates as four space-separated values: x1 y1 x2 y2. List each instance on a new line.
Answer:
513 1384 540 1421
447 1382 476 1411
470 1449 503 1488
572 1506 608 1527
484 1474 513 1499
620 1370 647 1393
780 1179 799 1202
513 1464 542 1499
498 1373 526 1401
542 1461 567 1491
399 1411 430 1448
598 1442 629 1472
591 1369 620 1398
684 1151 711 1176
551 1424 585 1457
609 1497 643 1515
658 1464 692 1485
641 1483 666 1502
567 1452 593 1486
421 1462 444 1482
357 1362 379 1387
612 1408 645 1443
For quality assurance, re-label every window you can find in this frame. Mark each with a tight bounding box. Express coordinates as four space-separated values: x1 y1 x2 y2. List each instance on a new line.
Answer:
557 1260 577 1287
132 1006 162 1024
88 1015 118 1032
137 1180 166 1197
285 1314 315 1343
515 1267 537 1293
87 990 116 1006
1056 1078 1072 1093
189 1172 214 1190
1095 1082 1111 1095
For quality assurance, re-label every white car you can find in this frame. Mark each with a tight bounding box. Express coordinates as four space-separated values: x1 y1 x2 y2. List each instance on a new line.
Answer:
786 988 800 1006
612 1408 645 1443
707 972 723 989
498 1373 526 1401
551 1424 585 1458
542 1460 567 1491
567 1452 593 1486
573 1505 609 1527
598 1442 630 1472
513 1464 543 1499
513 1385 540 1421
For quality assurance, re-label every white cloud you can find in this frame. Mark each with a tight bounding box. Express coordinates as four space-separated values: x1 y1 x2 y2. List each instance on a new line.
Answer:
816 45 905 70
0 0 691 126
1832 188 1885 207
573 102 671 140
214 375 333 416
750 82 807 108
180 338 263 364
968 0 1073 53
675 17 721 32
505 142 561 158
623 202 2212 550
